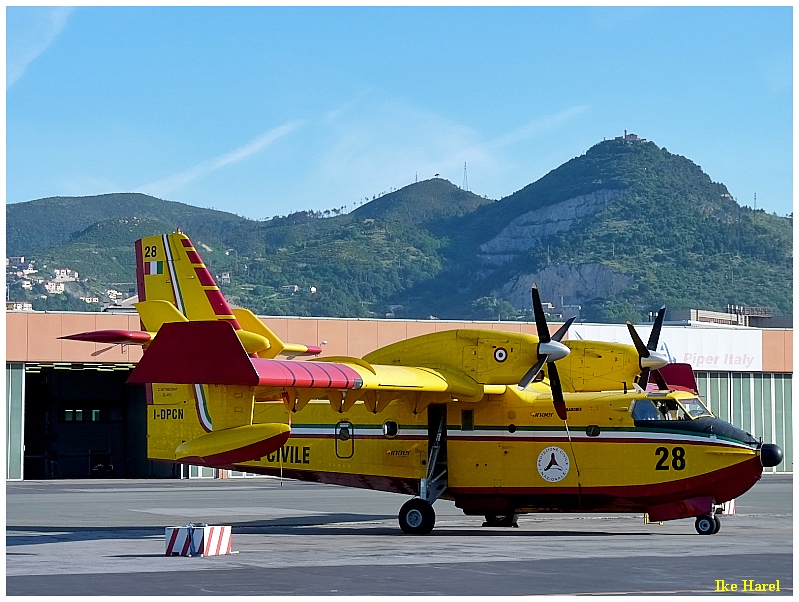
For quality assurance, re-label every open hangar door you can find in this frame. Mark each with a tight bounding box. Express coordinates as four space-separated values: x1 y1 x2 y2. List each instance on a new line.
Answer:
22 364 177 479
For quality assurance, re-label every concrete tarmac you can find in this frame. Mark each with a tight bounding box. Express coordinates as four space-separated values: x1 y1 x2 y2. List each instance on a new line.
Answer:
7 475 792 596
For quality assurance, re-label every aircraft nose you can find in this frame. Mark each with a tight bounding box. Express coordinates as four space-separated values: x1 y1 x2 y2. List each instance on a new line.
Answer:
760 443 783 468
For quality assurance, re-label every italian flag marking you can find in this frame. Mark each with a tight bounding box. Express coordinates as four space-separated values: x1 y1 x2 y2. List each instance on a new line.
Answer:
144 261 164 275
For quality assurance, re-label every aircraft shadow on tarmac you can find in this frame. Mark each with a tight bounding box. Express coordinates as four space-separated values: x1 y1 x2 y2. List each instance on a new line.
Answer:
7 518 659 546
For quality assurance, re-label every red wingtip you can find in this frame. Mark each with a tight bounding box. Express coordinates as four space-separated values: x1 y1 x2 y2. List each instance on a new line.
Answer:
60 330 152 345
304 345 323 356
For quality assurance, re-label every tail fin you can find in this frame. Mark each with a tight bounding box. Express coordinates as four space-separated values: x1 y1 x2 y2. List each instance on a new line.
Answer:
135 231 322 358
136 232 241 328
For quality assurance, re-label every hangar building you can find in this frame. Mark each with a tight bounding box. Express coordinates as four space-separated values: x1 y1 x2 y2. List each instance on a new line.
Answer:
6 311 793 480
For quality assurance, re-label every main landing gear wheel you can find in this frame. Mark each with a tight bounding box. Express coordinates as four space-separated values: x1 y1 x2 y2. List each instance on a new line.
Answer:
695 515 718 535
483 513 519 528
712 515 722 534
399 499 436 535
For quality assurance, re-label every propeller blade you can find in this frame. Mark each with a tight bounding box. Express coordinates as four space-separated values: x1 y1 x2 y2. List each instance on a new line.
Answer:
548 362 567 420
638 368 651 391
653 369 669 391
519 355 547 390
531 286 550 343
551 316 576 342
626 321 649 358
647 306 666 351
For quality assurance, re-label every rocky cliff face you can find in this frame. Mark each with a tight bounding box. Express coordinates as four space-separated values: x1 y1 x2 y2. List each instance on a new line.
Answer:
478 188 620 267
493 264 633 310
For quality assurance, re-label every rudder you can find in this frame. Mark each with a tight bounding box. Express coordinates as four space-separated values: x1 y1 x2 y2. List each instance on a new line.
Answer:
136 232 240 328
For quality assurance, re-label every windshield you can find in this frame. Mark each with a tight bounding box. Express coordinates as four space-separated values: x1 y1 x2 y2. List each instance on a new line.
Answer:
678 397 712 418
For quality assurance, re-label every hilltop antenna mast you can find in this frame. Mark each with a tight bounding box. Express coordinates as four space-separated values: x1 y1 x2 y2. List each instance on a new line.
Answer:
754 192 757 209
463 162 469 191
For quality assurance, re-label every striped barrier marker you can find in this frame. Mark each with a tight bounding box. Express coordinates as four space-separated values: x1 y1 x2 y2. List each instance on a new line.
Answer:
165 524 233 557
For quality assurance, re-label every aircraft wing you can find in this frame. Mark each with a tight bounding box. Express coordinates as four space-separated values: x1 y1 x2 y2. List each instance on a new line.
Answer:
127 321 487 400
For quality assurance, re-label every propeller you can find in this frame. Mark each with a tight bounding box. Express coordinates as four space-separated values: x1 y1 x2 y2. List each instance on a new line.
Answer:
626 305 670 391
518 286 575 420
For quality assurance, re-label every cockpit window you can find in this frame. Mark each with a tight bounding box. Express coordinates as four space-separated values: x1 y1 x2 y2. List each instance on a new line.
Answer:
678 397 712 418
632 399 661 421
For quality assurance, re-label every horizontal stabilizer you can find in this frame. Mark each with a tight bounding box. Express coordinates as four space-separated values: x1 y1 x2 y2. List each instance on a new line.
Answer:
175 423 290 465
128 321 363 388
135 300 188 331
60 330 153 345
232 308 322 357
129 321 259 385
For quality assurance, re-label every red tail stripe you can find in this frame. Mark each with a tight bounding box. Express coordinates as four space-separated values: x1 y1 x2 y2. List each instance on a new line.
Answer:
186 250 203 264
205 289 235 316
195 267 216 286
181 239 193 247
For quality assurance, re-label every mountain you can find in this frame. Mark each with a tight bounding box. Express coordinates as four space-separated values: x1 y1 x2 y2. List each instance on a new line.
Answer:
6 192 249 256
411 138 792 321
7 138 792 322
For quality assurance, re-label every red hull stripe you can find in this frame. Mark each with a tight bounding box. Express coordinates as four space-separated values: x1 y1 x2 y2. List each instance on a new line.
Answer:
217 465 419 496
449 457 763 505
447 435 747 448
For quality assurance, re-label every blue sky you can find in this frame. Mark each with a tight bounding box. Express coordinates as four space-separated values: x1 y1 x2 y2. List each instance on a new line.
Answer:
6 6 793 219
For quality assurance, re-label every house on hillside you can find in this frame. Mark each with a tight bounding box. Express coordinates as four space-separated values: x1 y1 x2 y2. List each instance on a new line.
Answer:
52 268 79 282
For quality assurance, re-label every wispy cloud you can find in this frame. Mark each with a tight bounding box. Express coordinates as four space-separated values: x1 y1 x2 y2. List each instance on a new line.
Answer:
138 120 304 197
484 105 590 151
7 7 74 90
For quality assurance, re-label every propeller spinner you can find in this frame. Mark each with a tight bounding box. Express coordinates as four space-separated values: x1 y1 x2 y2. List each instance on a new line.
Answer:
626 306 670 391
518 286 575 421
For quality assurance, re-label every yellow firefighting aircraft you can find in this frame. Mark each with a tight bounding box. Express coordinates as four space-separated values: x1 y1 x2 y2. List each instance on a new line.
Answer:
64 231 782 536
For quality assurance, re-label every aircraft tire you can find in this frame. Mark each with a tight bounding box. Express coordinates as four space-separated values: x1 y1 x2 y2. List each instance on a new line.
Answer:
695 515 716 535
712 515 721 534
399 499 435 535
483 513 519 527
